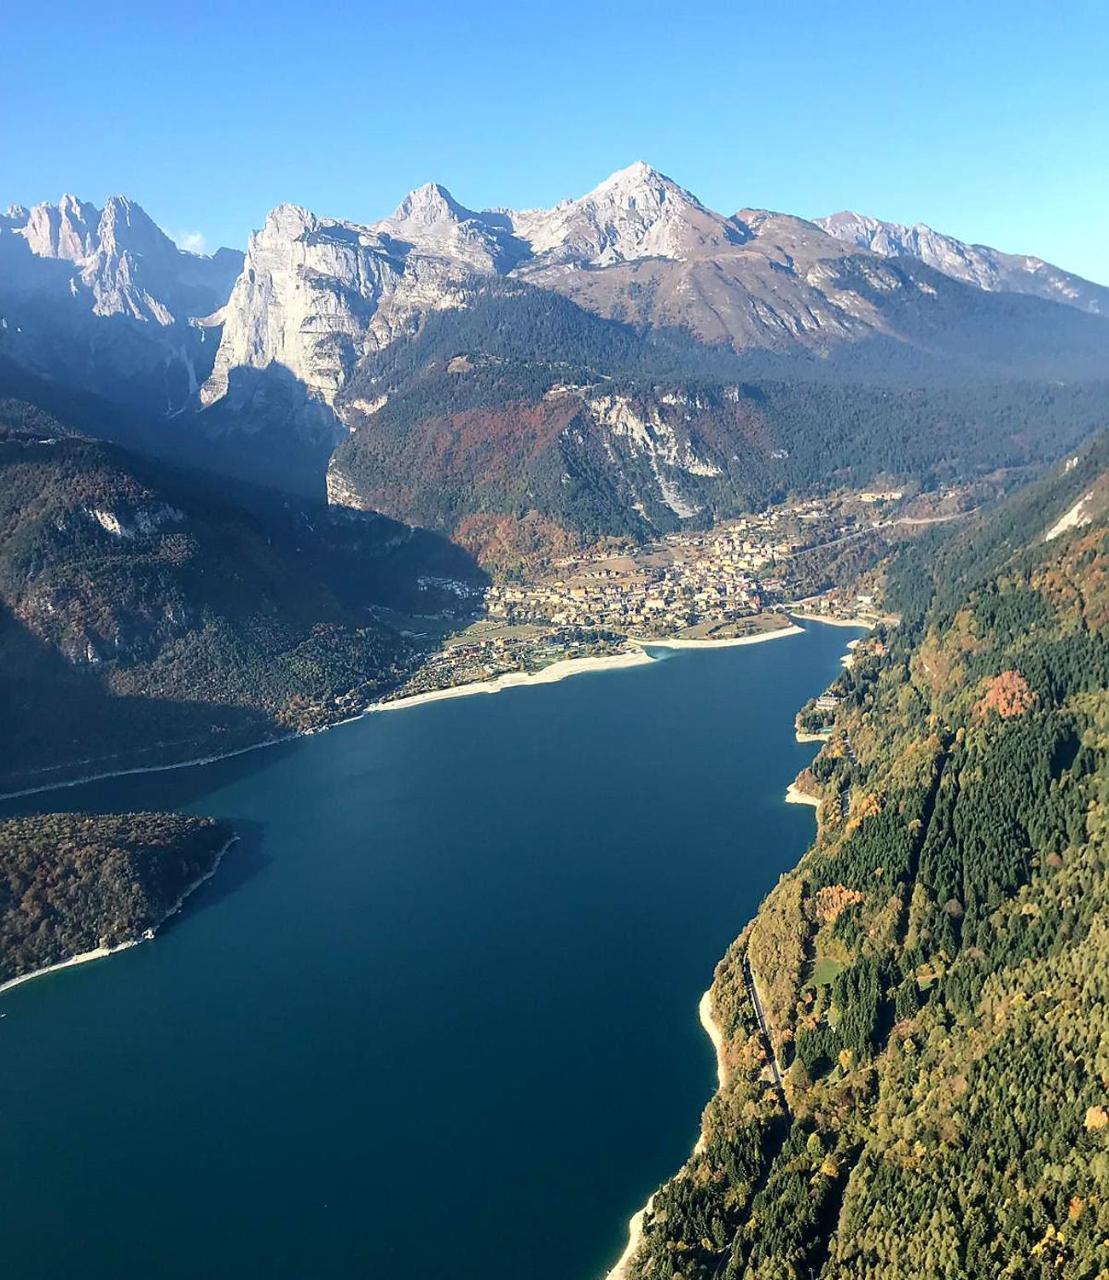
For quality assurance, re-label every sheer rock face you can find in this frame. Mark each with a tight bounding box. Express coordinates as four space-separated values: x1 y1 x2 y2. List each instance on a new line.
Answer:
0 194 243 413
200 202 479 416
201 163 894 414
214 162 1069 410
4 194 242 325
817 210 1109 316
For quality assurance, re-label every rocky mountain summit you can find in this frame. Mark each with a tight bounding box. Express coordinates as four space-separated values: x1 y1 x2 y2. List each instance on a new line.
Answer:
0 194 242 412
507 160 745 265
817 210 1109 315
3 193 241 325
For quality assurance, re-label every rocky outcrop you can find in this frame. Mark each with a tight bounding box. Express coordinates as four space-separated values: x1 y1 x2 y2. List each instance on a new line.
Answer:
199 201 484 419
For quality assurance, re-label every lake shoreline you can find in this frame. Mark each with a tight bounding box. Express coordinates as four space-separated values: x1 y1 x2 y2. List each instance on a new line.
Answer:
0 836 236 998
785 781 821 808
634 623 804 650
601 625 857 1280
0 624 807 802
605 988 729 1280
367 647 654 714
789 611 879 630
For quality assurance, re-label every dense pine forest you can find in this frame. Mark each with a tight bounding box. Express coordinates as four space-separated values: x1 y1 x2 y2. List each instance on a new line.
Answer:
618 435 1108 1280
0 812 230 984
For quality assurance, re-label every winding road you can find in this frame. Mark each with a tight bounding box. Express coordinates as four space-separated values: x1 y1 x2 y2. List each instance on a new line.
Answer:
742 955 788 1104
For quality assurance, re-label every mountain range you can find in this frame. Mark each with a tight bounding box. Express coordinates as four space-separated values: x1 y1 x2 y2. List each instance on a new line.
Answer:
198 161 1109 417
2 164 1108 561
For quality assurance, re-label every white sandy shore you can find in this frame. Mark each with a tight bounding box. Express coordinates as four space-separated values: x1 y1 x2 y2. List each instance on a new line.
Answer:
694 989 728 1155
635 623 803 650
790 612 875 630
698 989 727 1090
604 1198 654 1280
0 837 235 998
368 648 655 714
785 782 821 808
795 728 831 743
604 987 729 1280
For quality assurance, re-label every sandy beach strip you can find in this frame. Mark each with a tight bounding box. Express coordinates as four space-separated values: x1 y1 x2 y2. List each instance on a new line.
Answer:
789 612 875 630
0 837 235 998
795 728 831 743
634 623 803 650
369 648 655 714
698 988 728 1091
693 988 728 1155
785 781 821 808
604 1197 655 1280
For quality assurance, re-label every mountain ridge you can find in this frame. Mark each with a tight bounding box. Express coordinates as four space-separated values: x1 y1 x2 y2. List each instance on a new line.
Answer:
817 208 1109 316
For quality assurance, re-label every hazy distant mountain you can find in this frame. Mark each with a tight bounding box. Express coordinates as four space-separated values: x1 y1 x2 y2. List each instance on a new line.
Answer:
816 210 1109 316
6 193 241 322
0 194 242 413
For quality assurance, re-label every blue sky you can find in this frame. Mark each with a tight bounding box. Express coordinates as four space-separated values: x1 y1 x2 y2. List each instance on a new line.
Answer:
3 0 1107 282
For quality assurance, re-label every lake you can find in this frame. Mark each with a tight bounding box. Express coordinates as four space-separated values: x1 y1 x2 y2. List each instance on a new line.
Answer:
0 624 855 1280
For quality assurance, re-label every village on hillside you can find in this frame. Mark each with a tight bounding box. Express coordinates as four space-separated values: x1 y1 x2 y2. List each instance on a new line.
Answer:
384 487 949 702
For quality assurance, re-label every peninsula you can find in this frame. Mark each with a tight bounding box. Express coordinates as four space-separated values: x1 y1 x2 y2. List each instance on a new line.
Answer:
0 812 232 992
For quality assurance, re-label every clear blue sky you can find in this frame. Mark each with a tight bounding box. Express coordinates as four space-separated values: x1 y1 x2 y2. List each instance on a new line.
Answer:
3 0 1107 282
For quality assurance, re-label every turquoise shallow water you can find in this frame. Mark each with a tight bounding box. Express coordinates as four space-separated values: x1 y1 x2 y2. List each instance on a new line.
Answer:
0 624 856 1280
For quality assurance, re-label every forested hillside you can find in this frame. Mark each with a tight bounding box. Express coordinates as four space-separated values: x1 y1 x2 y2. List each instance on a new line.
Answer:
0 405 485 792
328 286 1109 563
0 812 230 984
617 436 1108 1279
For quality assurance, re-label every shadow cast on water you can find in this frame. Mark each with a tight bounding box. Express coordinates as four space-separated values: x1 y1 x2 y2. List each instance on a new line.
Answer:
162 817 273 932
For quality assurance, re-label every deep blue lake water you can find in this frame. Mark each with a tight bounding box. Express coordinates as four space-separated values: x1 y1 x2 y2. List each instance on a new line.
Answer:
0 624 855 1280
